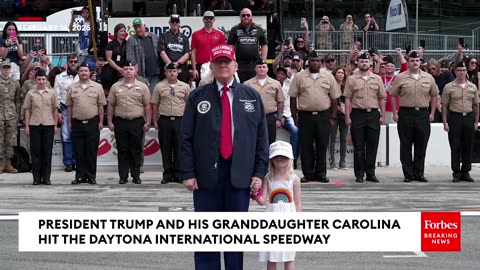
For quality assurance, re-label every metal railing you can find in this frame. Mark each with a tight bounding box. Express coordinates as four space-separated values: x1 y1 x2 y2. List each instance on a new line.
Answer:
284 31 474 51
20 33 78 56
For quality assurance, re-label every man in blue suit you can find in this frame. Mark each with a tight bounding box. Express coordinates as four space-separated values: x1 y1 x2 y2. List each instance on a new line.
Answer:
180 44 269 270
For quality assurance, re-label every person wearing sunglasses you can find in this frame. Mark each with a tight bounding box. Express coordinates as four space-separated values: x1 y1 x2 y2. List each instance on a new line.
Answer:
159 14 190 84
54 53 79 173
227 8 268 82
191 11 226 87
321 54 337 73
151 62 191 184
427 59 454 123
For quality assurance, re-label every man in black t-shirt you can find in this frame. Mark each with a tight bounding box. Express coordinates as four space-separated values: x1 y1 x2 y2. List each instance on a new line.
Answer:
227 8 268 82
158 14 190 83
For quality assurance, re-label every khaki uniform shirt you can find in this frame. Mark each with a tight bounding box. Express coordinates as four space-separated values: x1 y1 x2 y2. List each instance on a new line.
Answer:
343 72 386 109
151 79 191 117
108 79 151 119
391 70 439 108
20 80 53 120
65 81 106 120
288 70 342 111
22 88 59 126
0 77 21 121
441 81 479 113
243 77 285 114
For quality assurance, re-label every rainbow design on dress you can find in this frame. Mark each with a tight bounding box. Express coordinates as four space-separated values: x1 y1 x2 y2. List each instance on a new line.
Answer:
269 188 293 203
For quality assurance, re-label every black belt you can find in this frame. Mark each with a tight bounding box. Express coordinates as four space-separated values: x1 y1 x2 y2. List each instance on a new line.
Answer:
298 110 329 115
449 111 472 116
399 106 429 111
159 115 182 120
73 115 99 124
115 116 143 121
352 108 378 113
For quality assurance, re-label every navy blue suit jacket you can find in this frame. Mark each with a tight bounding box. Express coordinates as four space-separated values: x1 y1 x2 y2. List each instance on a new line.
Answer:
180 79 269 190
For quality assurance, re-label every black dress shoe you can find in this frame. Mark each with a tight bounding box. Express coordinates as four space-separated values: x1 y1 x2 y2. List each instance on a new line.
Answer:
415 176 428 182
119 179 128 184
33 181 40 185
452 175 461 182
88 179 96 184
403 177 413 182
133 178 142 184
318 177 329 183
65 165 73 172
300 177 309 183
355 177 364 183
462 173 475 182
161 178 169 184
366 176 379 182
71 179 82 185
43 180 51 185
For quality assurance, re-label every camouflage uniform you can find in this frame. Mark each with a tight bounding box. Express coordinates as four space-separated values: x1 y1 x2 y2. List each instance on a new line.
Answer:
0 76 22 164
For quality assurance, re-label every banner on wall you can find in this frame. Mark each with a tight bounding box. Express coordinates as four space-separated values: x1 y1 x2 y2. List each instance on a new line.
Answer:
19 128 162 166
385 0 407 31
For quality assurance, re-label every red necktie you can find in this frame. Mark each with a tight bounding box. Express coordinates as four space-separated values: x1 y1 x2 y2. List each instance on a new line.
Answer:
220 85 232 159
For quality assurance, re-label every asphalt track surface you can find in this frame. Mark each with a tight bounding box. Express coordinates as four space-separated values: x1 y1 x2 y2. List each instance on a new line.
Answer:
1 165 480 269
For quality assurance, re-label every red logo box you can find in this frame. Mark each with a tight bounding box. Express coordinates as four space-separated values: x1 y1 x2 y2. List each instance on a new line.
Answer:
421 212 461 252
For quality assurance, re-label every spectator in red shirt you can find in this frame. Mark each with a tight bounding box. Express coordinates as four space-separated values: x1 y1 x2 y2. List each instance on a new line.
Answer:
191 11 226 86
377 48 407 123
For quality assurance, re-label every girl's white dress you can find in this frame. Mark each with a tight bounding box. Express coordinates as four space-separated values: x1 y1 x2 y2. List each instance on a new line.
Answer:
259 174 297 262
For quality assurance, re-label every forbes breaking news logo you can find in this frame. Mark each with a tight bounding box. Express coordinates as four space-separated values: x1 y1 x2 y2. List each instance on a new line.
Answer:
421 212 461 252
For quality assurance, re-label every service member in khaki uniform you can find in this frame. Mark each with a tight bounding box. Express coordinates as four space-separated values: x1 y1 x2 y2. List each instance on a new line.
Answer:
0 59 22 174
244 58 285 144
107 62 152 184
23 70 59 185
391 51 439 182
151 63 191 184
441 61 479 182
66 63 106 185
344 53 386 183
289 50 342 183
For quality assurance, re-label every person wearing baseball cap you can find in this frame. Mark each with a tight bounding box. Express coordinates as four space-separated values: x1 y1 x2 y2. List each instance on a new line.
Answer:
321 54 337 73
244 58 285 145
158 14 190 84
191 11 226 86
126 17 160 93
316 16 335 50
180 44 269 270
151 61 191 184
108 60 152 185
0 58 21 174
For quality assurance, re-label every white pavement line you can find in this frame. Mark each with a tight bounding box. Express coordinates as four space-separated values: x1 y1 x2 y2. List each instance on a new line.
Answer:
383 252 428 258
0 215 18 220
460 212 480 216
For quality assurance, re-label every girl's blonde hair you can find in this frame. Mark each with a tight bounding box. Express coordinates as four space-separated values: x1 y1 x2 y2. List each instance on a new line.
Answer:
266 157 294 179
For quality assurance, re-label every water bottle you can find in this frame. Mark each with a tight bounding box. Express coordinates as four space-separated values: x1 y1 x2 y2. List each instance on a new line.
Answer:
173 4 177 14
191 81 196 90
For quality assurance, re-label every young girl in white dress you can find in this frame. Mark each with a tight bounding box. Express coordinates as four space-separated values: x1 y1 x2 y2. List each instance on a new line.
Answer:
254 141 302 270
